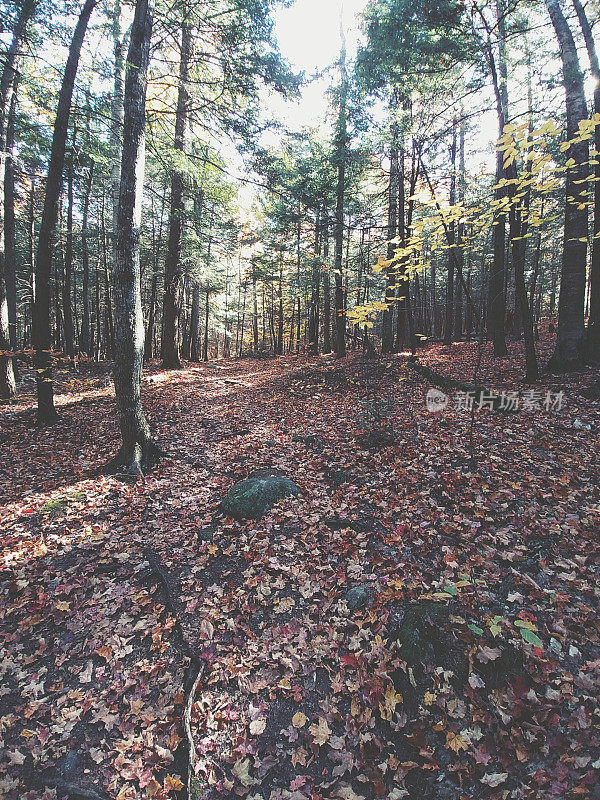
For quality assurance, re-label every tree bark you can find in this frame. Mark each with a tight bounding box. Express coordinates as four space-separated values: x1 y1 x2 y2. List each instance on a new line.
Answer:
34 0 98 422
4 81 18 363
571 0 600 360
454 117 465 339
0 0 37 397
63 143 76 357
162 21 192 368
80 159 94 356
510 51 539 380
307 208 321 355
110 0 159 475
333 33 347 359
203 290 210 362
486 0 509 357
322 218 331 353
444 119 458 345
111 0 127 267
546 0 589 371
382 96 399 353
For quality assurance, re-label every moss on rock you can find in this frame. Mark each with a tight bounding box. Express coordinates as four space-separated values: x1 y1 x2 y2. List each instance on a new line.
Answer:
220 472 300 520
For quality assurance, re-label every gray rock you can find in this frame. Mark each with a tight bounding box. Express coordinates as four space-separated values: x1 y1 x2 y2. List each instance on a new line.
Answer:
345 583 374 612
220 471 300 520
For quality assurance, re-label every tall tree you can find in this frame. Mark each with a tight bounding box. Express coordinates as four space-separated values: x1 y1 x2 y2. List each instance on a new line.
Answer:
545 0 589 371
34 0 98 423
110 0 160 475
80 157 95 356
444 118 457 346
161 20 192 369
333 27 348 359
381 94 399 353
571 0 600 359
0 0 37 398
484 0 509 357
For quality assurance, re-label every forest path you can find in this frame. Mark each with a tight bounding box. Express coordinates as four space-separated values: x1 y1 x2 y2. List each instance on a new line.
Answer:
1 338 599 800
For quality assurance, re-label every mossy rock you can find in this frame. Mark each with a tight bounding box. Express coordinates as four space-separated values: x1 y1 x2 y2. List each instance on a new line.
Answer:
220 471 300 520
40 491 86 516
390 601 467 715
345 583 374 612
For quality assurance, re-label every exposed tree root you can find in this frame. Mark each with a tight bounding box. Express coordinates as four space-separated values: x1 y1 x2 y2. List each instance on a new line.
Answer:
406 356 512 412
145 549 207 800
22 754 110 800
52 781 110 800
101 440 166 481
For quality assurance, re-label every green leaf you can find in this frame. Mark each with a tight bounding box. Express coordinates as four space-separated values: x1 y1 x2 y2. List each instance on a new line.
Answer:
519 628 543 648
468 623 484 636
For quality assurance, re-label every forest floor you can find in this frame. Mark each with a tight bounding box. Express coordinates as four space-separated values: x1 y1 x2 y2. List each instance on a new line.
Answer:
1 332 599 800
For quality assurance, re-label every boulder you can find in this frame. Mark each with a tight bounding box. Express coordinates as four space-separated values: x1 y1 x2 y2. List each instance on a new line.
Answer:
345 583 374 612
220 470 300 520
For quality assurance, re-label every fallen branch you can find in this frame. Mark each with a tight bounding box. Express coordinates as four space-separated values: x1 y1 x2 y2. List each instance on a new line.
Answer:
407 357 511 412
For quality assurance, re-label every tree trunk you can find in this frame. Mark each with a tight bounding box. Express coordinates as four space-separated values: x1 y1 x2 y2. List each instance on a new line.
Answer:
454 117 465 339
203 290 210 362
382 97 399 353
510 52 539 380
162 21 192 369
111 0 127 267
111 0 159 475
0 0 37 397
444 119 458 345
571 0 600 360
5 82 18 365
65 144 78 358
322 218 331 353
546 0 589 371
190 283 200 360
34 0 98 423
487 0 509 357
307 209 321 355
79 159 94 356
333 34 347 359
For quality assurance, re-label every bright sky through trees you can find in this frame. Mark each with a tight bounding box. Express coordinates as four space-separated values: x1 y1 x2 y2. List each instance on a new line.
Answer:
267 0 370 130
274 0 369 72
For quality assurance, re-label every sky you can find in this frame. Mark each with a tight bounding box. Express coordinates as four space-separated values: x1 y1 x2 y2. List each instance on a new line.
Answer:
273 0 370 73
264 0 371 132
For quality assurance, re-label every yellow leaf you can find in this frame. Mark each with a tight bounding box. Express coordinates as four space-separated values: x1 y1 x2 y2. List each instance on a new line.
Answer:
309 717 331 746
164 775 183 792
379 686 402 720
424 691 436 706
292 712 307 728
446 731 469 752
